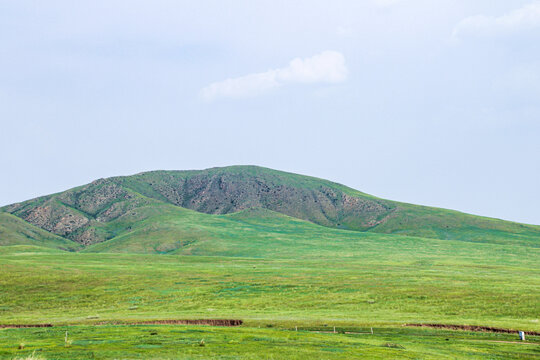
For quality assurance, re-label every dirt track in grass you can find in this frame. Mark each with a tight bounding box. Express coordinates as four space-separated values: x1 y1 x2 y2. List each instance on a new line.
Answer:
0 319 243 328
0 324 52 328
405 323 540 336
2 321 538 335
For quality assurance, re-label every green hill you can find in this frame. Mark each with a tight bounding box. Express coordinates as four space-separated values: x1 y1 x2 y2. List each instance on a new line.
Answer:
1 166 539 359
0 212 80 251
81 206 413 257
1 165 539 252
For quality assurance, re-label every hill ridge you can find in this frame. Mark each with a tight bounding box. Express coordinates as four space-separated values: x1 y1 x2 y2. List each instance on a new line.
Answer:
1 165 539 251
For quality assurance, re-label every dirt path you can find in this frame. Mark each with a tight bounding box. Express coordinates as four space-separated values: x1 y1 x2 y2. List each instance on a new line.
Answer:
467 339 539 345
2 321 536 336
405 323 540 336
128 319 242 326
0 324 52 328
0 319 243 329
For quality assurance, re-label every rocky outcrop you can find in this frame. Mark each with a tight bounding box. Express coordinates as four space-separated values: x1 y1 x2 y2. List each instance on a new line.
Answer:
21 202 89 236
57 180 131 216
119 168 395 231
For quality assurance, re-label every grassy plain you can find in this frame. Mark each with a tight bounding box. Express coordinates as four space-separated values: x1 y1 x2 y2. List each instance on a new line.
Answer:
1 199 539 359
1 325 539 359
0 236 539 359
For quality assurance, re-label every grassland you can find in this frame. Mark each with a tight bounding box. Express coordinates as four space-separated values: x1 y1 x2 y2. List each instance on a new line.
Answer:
1 166 539 358
2 324 539 359
0 235 538 358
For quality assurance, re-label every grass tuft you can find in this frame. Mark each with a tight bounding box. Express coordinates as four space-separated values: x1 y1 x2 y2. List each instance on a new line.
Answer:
13 350 45 360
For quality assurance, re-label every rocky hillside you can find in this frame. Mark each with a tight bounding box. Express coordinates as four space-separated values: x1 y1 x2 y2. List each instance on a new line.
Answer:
2 165 539 248
117 166 395 229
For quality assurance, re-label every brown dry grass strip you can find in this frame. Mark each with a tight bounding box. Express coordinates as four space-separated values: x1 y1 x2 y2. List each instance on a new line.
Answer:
0 319 243 329
131 319 243 326
0 324 53 328
405 323 540 336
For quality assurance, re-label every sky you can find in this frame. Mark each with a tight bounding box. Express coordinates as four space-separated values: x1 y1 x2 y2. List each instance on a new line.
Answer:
1 0 539 225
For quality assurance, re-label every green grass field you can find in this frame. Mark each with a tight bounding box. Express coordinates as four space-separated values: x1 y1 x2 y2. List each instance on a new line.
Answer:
2 324 539 359
0 235 538 358
1 167 539 358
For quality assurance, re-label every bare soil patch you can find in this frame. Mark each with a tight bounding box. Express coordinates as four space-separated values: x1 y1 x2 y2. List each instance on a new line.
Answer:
0 324 52 328
0 319 243 328
130 319 243 326
405 323 540 336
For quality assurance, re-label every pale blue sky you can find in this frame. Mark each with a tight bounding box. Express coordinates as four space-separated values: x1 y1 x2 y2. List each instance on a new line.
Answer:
1 0 539 224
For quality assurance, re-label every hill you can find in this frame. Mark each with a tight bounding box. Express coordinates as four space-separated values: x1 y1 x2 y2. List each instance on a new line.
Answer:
0 212 80 251
1 166 539 359
1 165 539 251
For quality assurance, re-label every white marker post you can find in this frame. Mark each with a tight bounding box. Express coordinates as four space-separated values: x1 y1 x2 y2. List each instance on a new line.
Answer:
519 331 526 341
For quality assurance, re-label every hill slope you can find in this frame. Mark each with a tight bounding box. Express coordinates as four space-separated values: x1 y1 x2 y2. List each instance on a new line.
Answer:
81 206 411 257
1 165 539 251
0 212 81 251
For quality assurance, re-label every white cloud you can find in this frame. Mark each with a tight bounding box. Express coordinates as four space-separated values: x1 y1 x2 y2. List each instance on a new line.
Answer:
453 2 540 40
200 51 347 101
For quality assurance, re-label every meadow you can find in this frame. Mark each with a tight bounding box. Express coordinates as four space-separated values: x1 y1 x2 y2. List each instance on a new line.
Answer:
1 167 539 359
0 237 538 359
2 324 539 359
